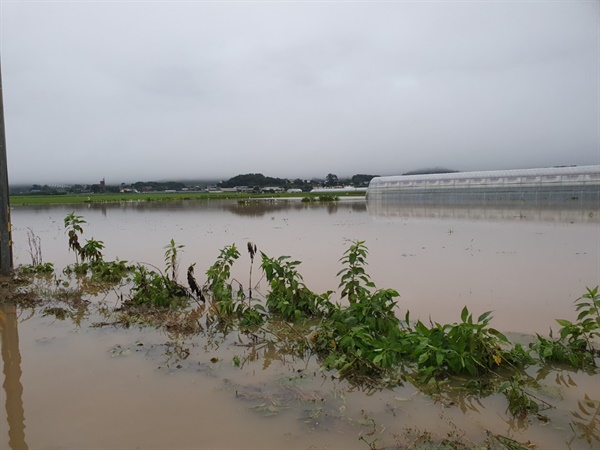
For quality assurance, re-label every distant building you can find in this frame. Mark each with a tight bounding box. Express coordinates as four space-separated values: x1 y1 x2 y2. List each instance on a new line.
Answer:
311 186 367 194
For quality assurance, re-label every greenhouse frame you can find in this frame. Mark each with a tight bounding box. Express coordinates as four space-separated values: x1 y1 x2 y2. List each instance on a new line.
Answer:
366 165 600 205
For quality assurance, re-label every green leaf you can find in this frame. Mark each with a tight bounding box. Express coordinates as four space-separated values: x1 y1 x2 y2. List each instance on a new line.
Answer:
489 328 508 343
477 311 493 323
577 310 590 321
436 352 444 366
461 306 469 323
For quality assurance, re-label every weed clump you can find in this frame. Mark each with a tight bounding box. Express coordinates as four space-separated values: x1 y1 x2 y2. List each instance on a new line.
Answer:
532 286 600 369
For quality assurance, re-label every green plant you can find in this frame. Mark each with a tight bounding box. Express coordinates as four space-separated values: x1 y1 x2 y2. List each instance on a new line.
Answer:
205 244 240 301
64 212 86 264
337 240 375 304
321 322 403 379
316 241 402 378
203 244 265 326
89 259 132 284
164 239 184 280
124 240 195 308
322 290 401 376
318 194 339 202
80 237 105 263
558 287 600 353
261 253 332 321
128 264 189 308
63 213 106 270
533 286 599 368
405 308 511 381
17 262 54 276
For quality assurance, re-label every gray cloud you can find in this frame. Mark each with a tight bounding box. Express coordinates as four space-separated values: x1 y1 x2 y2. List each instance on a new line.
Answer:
2 0 598 184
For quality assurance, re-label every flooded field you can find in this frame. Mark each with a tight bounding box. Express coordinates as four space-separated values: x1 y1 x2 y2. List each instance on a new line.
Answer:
1 198 599 449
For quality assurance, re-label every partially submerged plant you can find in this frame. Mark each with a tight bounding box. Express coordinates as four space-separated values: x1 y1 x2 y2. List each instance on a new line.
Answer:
404 308 512 381
261 253 332 321
533 286 600 369
17 262 54 276
247 241 257 300
80 238 105 263
60 214 134 288
18 229 54 276
125 239 190 308
26 227 44 267
64 212 86 264
205 244 240 302
204 244 265 328
164 239 184 281
128 264 189 308
337 240 375 304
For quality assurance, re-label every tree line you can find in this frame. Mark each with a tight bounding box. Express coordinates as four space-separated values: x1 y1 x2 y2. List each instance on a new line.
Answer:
15 173 381 195
219 173 379 190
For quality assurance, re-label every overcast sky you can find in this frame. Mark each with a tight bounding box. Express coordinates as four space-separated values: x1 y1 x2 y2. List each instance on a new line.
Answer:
1 0 598 185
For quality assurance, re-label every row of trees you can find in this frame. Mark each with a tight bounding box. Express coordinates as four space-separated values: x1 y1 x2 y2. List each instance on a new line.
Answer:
18 173 381 195
217 174 309 190
26 184 121 195
219 173 379 190
324 173 378 187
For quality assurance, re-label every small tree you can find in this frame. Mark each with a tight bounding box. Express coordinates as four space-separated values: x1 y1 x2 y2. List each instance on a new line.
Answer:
64 212 85 264
325 173 339 187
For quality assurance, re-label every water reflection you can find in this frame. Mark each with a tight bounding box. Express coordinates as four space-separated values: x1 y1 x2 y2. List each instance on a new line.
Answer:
226 199 367 217
13 197 369 218
367 200 599 224
14 197 599 225
570 394 600 444
0 303 28 450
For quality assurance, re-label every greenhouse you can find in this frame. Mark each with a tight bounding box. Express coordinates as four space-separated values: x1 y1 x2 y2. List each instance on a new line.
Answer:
366 165 600 205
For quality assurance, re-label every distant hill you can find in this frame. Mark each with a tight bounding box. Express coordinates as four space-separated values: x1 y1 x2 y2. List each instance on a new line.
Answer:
218 173 288 188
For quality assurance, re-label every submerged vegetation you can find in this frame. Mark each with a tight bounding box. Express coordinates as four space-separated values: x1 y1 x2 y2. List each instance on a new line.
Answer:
3 213 599 449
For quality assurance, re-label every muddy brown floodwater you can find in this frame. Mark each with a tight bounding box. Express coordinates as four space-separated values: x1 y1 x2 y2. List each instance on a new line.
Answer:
1 198 599 449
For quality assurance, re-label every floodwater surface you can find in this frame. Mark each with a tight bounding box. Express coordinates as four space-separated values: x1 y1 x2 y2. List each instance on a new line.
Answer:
1 198 599 449
10 198 599 333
